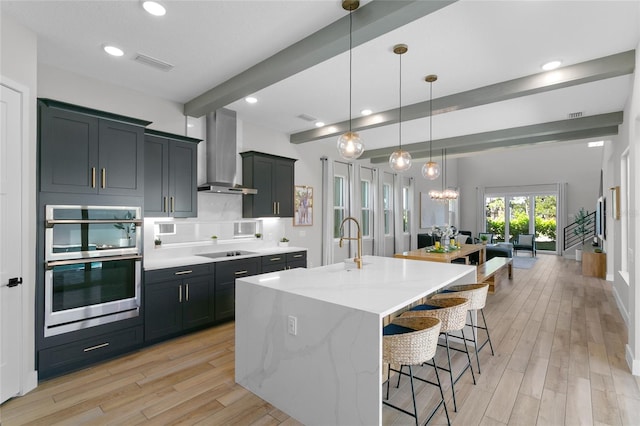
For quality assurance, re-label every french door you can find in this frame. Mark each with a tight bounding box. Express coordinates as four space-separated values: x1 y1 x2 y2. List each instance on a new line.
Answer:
485 192 558 253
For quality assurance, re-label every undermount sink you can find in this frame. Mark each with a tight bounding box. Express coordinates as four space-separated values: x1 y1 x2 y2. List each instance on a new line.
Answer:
198 250 257 259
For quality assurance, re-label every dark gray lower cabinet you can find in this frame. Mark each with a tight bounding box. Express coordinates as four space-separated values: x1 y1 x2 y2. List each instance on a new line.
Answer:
144 264 214 342
38 325 143 380
261 251 307 273
215 257 260 321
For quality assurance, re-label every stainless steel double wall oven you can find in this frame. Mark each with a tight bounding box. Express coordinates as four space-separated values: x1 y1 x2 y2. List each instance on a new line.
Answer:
44 205 142 336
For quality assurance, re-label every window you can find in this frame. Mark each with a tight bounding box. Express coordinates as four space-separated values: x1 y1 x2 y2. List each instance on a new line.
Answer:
361 180 371 238
383 183 392 235
333 176 345 238
402 186 410 233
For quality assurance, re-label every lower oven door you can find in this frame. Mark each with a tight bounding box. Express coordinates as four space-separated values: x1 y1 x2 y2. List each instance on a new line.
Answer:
45 255 141 337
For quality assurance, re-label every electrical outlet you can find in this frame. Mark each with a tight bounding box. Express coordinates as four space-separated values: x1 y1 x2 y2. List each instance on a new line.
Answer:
287 315 297 335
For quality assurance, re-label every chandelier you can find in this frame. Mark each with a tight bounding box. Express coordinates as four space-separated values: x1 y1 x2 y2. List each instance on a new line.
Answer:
429 148 458 201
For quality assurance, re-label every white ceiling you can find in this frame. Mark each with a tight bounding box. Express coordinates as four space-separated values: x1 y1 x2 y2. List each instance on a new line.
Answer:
2 0 639 159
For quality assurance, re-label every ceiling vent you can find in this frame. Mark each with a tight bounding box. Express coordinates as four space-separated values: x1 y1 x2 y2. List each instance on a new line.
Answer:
133 53 174 72
297 113 317 122
568 111 583 119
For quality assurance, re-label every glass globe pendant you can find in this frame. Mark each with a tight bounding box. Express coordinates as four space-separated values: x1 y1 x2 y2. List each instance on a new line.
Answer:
337 0 364 161
422 74 440 180
389 44 412 172
422 161 440 179
337 131 364 160
389 149 412 171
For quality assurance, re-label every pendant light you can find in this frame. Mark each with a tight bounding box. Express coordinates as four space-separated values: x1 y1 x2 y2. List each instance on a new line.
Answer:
421 74 440 180
337 0 364 161
389 44 412 172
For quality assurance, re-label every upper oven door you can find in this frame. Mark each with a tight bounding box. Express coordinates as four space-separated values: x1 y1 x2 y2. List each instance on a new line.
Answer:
45 205 142 261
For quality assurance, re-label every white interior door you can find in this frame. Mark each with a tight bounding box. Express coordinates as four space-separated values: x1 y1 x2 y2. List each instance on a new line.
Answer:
0 84 24 403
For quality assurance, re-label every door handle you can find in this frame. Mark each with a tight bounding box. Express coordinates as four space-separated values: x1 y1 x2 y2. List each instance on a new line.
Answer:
163 196 168 213
101 168 106 189
91 167 96 188
171 197 175 213
7 277 23 287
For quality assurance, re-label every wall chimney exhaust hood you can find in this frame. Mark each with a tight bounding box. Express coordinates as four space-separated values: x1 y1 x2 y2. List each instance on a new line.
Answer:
198 108 257 195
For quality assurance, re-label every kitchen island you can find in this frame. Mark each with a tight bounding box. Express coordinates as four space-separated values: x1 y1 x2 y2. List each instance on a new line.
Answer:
235 255 476 425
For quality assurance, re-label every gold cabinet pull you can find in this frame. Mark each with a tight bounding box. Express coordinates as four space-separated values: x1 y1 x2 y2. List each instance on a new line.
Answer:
101 168 106 189
185 283 189 302
91 167 96 188
235 270 248 276
171 197 175 213
273 202 276 215
270 257 282 262
179 284 183 303
163 196 167 213
174 270 192 275
293 254 303 258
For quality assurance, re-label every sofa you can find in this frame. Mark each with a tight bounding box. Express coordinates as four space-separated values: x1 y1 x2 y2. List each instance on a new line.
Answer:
486 243 513 260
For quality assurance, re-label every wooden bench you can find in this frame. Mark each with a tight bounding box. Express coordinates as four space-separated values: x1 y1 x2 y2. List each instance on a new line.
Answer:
477 257 513 293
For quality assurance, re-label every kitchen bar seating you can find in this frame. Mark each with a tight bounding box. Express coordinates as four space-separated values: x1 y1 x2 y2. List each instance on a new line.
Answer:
432 283 494 374
383 316 450 426
401 297 475 412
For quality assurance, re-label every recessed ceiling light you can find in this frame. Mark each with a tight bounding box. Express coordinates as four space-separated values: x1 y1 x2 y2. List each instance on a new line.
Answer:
361 109 372 116
103 45 124 57
315 121 325 127
245 96 258 104
142 1 166 16
542 60 562 71
588 140 604 148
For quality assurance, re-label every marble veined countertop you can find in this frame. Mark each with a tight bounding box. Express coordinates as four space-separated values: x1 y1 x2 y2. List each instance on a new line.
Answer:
236 254 475 317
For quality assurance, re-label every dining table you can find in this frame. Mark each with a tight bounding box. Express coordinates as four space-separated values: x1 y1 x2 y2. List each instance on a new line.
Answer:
394 243 486 265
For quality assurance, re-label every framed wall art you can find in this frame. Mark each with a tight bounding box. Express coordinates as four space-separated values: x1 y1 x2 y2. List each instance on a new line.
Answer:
294 185 313 226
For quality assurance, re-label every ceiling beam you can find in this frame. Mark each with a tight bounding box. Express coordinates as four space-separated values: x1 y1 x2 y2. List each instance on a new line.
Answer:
291 50 634 144
367 112 623 163
184 0 457 118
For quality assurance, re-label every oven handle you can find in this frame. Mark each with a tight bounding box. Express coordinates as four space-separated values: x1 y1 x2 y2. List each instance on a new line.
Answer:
46 254 143 269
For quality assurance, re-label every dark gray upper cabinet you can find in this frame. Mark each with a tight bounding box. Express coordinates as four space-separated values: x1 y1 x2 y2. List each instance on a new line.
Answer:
241 151 297 218
38 99 149 196
144 130 200 218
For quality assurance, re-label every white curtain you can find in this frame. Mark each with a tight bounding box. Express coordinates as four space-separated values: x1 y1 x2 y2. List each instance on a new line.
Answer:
321 157 334 266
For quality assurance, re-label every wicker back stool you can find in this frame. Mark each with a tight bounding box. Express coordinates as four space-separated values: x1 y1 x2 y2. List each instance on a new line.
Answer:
400 297 475 412
383 316 450 426
432 283 494 374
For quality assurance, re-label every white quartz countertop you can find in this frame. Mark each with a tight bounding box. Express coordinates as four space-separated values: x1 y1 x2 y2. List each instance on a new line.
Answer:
143 246 307 270
236 255 476 317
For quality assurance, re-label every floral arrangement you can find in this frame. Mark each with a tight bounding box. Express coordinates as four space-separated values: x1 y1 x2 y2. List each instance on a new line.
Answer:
429 225 457 239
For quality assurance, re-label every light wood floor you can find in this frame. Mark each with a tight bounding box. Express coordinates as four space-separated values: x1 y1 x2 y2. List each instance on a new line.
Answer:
2 254 640 425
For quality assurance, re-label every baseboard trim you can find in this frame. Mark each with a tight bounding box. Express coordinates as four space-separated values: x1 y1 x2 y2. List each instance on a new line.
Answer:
611 284 630 328
625 345 640 376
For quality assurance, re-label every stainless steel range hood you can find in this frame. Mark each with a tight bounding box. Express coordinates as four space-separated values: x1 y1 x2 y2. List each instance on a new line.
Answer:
198 108 257 195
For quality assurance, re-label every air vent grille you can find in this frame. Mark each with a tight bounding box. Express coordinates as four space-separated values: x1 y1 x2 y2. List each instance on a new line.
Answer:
568 111 583 119
297 113 317 122
134 53 174 72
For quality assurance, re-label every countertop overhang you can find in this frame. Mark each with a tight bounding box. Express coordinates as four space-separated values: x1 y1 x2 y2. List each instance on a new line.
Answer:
236 255 475 317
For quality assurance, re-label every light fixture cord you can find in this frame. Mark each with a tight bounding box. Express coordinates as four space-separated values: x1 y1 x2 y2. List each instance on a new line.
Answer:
398 49 402 150
348 8 353 133
429 81 433 162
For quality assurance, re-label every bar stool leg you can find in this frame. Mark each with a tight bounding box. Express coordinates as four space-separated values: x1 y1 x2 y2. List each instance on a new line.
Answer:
469 310 482 374
481 308 495 356
408 366 419 426
461 327 476 385
443 333 457 412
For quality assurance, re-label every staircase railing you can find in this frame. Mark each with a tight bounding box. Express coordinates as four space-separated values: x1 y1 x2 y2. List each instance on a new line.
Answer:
563 210 596 251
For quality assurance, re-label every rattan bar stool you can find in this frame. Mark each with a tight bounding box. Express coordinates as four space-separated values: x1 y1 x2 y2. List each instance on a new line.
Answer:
401 297 475 412
432 283 495 374
383 316 450 426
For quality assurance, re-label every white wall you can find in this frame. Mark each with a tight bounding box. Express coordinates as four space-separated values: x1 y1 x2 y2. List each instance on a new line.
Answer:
456 142 603 237
0 13 39 394
38 63 185 135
